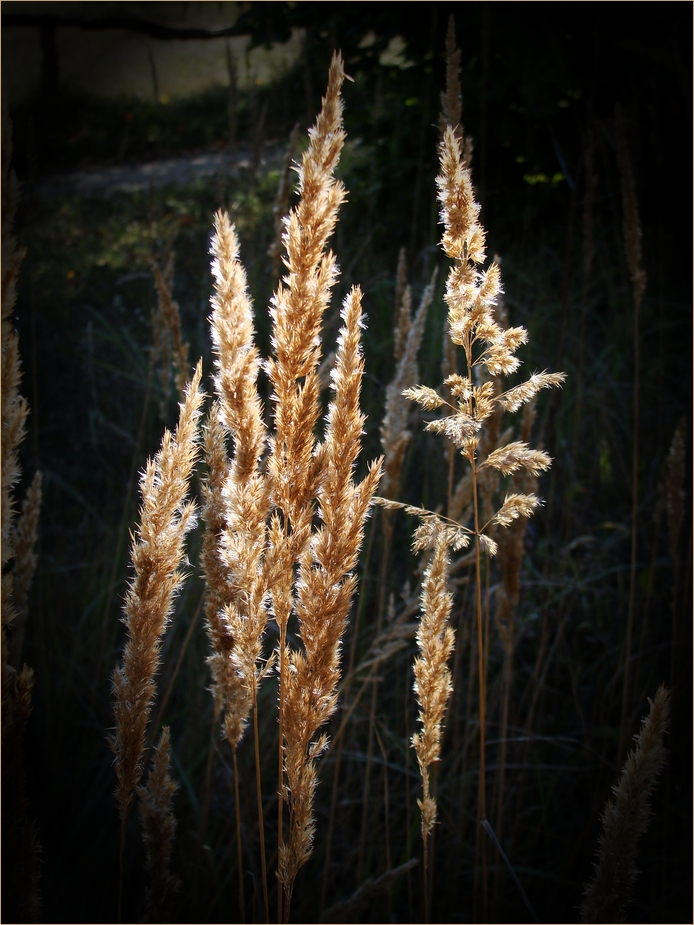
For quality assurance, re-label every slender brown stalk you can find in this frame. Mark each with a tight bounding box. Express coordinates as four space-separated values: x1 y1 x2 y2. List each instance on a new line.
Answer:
664 418 686 685
615 107 647 765
232 748 245 923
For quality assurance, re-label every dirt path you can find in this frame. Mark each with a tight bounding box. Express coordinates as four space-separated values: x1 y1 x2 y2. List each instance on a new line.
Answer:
36 142 286 198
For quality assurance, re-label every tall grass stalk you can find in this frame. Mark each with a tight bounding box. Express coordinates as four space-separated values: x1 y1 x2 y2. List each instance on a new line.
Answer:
614 107 647 766
382 121 565 920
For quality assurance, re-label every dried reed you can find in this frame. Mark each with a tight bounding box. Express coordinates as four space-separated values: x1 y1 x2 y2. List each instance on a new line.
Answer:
207 209 273 921
664 417 686 686
110 362 203 918
200 54 382 922
581 684 670 923
269 122 300 281
2 112 41 924
614 106 646 765
412 535 454 919
386 121 564 918
150 252 191 401
138 726 179 923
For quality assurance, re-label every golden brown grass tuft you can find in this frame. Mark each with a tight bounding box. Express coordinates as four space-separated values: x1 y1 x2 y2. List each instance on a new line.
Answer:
581 685 670 924
199 53 382 922
279 286 382 913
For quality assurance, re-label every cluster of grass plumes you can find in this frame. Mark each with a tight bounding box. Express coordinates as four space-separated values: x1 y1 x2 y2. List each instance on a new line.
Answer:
200 52 383 922
7 12 689 925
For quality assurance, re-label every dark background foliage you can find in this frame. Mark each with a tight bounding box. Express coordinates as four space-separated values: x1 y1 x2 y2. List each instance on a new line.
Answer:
3 2 692 923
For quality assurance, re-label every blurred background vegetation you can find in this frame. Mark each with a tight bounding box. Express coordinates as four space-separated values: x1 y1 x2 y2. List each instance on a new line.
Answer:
3 2 692 922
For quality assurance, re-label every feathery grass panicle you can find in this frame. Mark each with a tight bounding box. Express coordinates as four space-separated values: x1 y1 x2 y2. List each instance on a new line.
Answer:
581 685 670 924
279 286 383 907
412 533 454 841
269 122 300 280
439 15 473 170
208 211 271 744
380 270 436 500
208 209 274 918
267 51 347 543
200 405 249 748
393 247 411 364
400 123 565 914
7 471 42 669
111 362 204 821
150 252 191 400
2 112 41 925
614 108 646 310
2 116 29 603
138 726 180 924
267 53 349 921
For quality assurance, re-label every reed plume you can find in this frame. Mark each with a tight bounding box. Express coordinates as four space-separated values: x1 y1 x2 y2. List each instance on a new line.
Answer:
412 534 454 915
201 54 382 921
207 211 271 747
206 209 273 921
278 287 382 915
111 361 203 823
2 112 41 925
387 122 564 916
150 252 191 401
581 685 670 924
380 267 436 502
8 470 42 669
264 51 349 921
269 122 300 280
138 726 179 923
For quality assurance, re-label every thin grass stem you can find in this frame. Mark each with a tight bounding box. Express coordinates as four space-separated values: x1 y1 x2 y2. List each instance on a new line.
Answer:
232 748 246 924
253 690 269 924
